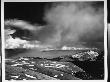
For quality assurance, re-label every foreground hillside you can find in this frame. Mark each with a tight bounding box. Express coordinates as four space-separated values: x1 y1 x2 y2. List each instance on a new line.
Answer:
5 48 104 80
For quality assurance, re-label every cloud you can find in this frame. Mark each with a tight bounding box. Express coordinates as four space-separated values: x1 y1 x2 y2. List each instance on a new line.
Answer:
5 2 104 49
42 2 104 48
5 19 43 31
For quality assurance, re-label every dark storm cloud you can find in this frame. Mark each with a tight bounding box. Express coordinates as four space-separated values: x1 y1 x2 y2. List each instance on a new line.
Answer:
5 2 104 48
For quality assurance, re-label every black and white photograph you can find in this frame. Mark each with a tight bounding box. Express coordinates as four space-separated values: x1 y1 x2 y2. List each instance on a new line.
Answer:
3 0 106 80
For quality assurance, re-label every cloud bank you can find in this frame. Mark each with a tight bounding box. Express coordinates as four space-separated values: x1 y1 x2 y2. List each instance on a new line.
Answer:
5 2 104 49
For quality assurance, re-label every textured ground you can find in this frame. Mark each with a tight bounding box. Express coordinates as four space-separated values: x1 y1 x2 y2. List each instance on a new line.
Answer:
5 49 104 80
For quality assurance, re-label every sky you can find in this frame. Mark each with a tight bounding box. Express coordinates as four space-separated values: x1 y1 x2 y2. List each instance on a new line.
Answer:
4 2 104 49
4 2 48 25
